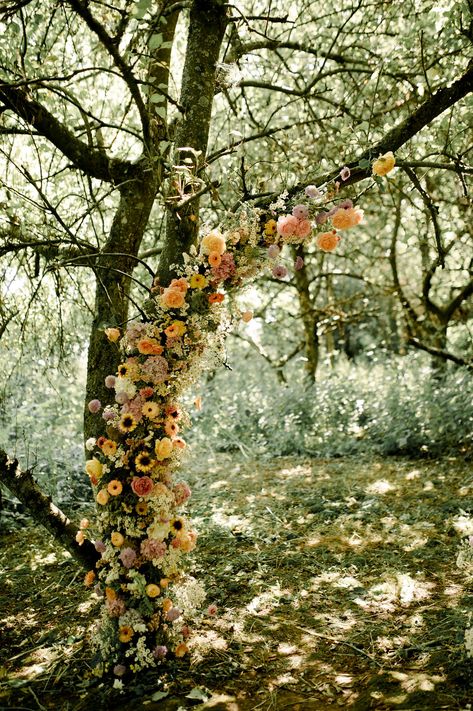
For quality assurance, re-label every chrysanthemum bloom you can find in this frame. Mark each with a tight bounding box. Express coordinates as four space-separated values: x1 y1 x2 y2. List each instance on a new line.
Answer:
340 166 351 181
189 273 208 289
137 338 164 355
294 256 304 271
104 327 121 342
107 597 126 617
135 451 155 472
111 531 125 547
118 412 137 434
209 292 224 304
161 287 185 309
207 604 218 615
107 479 123 496
164 320 186 338
88 399 101 413
331 206 363 230
272 265 288 279
119 547 137 568
164 419 179 438
101 439 117 457
85 457 103 479
175 643 189 658
113 664 126 677
264 219 277 237
145 583 161 598
241 311 253 322
95 539 106 553
119 625 134 643
211 252 236 282
140 355 169 385
294 219 312 239
96 489 109 505
276 214 298 238
105 587 117 602
316 230 340 252
292 204 309 220
372 151 395 176
142 401 160 420
208 251 222 268
155 437 173 461
169 277 189 293
84 570 96 586
135 501 148 515
315 211 329 225
141 538 167 560
131 476 154 497
305 184 321 198
267 244 280 258
201 230 226 255
160 578 170 589
153 645 168 659
140 386 154 399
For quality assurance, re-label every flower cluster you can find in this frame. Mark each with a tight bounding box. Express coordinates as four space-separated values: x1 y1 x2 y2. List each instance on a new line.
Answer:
82 155 395 680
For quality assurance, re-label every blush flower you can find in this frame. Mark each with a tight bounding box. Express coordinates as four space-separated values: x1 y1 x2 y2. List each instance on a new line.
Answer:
316 230 340 252
201 230 226 255
131 476 154 497
292 204 309 220
161 287 185 309
272 265 288 279
340 166 351 181
276 214 298 238
88 399 101 413
331 206 363 230
119 547 137 568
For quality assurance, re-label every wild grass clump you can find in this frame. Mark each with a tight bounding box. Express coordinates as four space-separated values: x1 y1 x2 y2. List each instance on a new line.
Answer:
190 352 473 459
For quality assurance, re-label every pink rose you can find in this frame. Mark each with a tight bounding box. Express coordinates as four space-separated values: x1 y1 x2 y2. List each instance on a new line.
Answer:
294 219 312 238
131 476 154 497
276 214 298 238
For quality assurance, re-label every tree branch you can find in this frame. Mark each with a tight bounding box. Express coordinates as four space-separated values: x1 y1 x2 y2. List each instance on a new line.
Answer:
0 449 99 571
407 338 473 369
0 82 137 183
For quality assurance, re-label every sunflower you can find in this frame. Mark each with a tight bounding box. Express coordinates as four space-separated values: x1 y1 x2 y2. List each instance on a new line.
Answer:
118 413 137 433
135 450 156 472
117 363 130 377
171 517 185 534
135 501 148 515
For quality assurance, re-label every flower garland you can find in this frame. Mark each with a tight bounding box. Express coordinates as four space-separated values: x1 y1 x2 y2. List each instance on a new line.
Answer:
81 154 395 684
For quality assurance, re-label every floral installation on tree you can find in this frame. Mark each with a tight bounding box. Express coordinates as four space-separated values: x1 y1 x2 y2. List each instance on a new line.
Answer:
80 153 395 685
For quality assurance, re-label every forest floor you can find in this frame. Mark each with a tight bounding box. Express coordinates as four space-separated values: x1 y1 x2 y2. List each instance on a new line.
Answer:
1 454 473 711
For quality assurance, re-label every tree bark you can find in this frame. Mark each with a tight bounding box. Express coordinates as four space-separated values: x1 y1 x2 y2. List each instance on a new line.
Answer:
292 247 319 382
0 449 99 570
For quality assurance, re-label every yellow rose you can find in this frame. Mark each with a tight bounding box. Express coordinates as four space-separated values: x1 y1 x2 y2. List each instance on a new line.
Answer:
155 437 173 461
145 584 161 598
96 488 109 505
372 151 395 177
111 531 125 547
104 327 121 342
85 457 103 479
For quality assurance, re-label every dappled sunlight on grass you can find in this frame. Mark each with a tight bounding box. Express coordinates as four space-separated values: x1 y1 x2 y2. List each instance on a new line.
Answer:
365 478 396 495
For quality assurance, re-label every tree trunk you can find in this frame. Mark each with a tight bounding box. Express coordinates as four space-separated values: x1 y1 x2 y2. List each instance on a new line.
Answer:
292 247 319 382
0 449 99 570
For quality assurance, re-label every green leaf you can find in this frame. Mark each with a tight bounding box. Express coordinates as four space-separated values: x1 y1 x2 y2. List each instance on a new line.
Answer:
154 106 167 119
358 158 370 169
150 691 169 701
149 33 163 50
150 93 165 103
186 687 210 702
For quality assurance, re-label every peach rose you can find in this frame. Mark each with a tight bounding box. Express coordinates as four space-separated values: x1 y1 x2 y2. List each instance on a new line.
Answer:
169 277 189 293
331 207 364 230
137 338 164 355
276 214 298 238
161 287 185 309
201 230 226 255
104 327 120 342
316 230 340 252
208 252 222 267
372 151 395 177
96 488 109 505
294 219 312 239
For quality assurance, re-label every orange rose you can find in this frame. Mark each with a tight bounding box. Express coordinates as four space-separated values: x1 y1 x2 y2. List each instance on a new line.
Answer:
169 277 189 293
372 151 395 177
331 207 363 230
201 230 226 255
137 338 164 355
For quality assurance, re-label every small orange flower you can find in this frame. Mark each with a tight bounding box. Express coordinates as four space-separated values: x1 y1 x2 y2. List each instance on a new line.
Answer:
208 251 222 268
162 598 173 612
164 320 186 338
104 327 120 342
173 437 186 450
161 287 185 309
169 277 189 293
105 587 117 601
101 439 117 457
160 578 170 589
119 625 134 643
84 570 96 587
175 643 189 658
209 292 224 304
164 419 179 438
107 479 123 496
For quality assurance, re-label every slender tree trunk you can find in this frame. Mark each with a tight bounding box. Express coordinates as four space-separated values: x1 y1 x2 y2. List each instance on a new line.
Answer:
292 247 319 382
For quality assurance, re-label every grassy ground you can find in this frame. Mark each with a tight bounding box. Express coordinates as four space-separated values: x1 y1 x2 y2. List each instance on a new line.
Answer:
1 454 472 710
